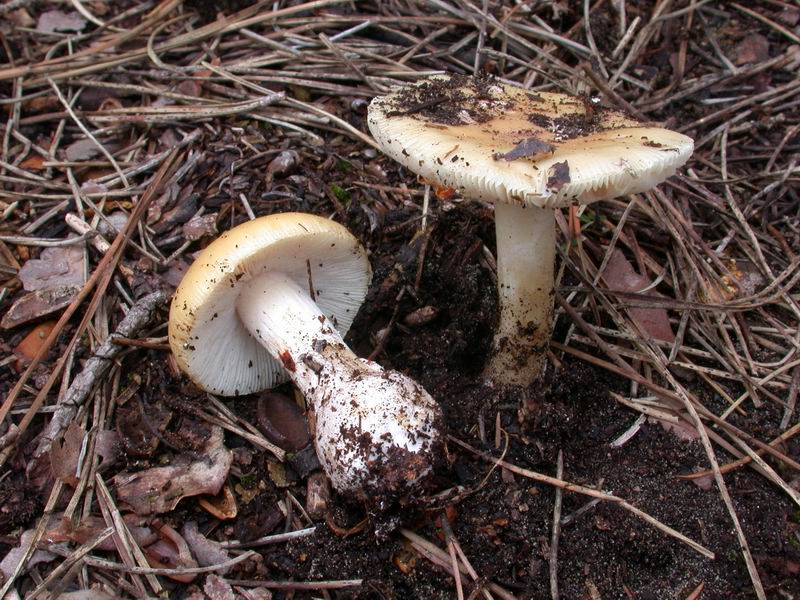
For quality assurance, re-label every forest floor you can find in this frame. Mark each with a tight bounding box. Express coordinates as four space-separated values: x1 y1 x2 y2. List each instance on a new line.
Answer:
0 1 799 599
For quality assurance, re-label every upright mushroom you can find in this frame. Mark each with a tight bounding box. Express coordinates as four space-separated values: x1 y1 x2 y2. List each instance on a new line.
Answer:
169 213 443 499
368 75 693 387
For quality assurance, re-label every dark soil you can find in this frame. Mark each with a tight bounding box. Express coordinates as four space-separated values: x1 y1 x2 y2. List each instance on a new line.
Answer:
265 200 798 600
1 138 797 600
68 195 793 600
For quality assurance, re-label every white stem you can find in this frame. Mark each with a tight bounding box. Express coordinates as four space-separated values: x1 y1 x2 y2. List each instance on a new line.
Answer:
237 272 442 498
485 203 555 387
237 271 349 393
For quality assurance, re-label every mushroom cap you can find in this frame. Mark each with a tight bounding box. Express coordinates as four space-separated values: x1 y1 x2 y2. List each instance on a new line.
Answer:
169 213 371 396
368 75 693 208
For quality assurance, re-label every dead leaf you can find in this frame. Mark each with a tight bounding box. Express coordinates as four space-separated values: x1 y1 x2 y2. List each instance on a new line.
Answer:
152 192 197 234
81 181 109 195
14 321 56 363
36 10 87 33
6 8 35 28
198 485 237 520
305 472 330 520
144 523 198 583
0 530 56 581
183 521 231 572
19 245 85 291
58 591 118 600
113 425 232 515
688 472 714 492
20 155 46 171
50 422 85 487
719 259 765 299
735 34 770 66
267 461 289 488
45 514 156 552
25 95 59 113
204 574 236 600
164 258 190 288
1 285 80 329
97 96 123 111
89 1 109 16
257 392 309 451
266 150 300 181
182 213 218 241
236 588 273 600
648 416 699 442
65 138 103 162
603 249 675 342
177 80 203 98
546 160 571 192
95 429 121 470
147 184 180 225
115 401 172 458
494 137 554 161
97 211 129 237
434 184 456 200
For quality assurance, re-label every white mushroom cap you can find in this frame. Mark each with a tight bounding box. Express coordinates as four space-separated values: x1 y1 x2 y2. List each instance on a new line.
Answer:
169 213 371 395
368 75 693 208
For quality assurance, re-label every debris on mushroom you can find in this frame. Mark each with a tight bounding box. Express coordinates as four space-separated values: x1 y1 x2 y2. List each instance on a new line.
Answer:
168 212 443 500
368 74 693 388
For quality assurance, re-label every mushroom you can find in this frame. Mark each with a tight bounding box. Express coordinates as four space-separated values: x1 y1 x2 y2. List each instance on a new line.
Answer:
368 74 693 387
169 212 443 498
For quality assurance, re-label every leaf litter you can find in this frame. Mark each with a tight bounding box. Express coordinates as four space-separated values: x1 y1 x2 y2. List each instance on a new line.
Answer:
113 425 232 515
0 1 798 599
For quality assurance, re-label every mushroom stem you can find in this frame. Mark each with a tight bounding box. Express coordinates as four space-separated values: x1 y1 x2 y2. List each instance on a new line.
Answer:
485 203 555 387
236 271 349 392
236 272 442 497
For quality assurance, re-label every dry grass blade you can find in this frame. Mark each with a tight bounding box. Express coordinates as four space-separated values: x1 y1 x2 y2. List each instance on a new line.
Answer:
0 150 180 440
95 473 161 595
223 578 364 591
26 527 114 599
400 528 516 600
67 548 257 576
549 450 564 600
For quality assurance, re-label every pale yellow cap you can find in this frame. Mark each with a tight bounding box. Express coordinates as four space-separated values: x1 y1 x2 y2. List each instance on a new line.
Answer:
368 75 693 208
168 213 371 395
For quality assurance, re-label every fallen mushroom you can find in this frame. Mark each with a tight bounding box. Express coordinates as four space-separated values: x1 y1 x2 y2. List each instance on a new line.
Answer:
169 212 443 499
368 74 693 387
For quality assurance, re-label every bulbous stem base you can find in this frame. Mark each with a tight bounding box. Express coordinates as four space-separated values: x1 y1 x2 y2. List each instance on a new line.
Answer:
237 272 443 497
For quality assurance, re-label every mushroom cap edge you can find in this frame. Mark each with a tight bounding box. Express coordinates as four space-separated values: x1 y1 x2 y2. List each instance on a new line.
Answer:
168 212 372 396
367 77 694 209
